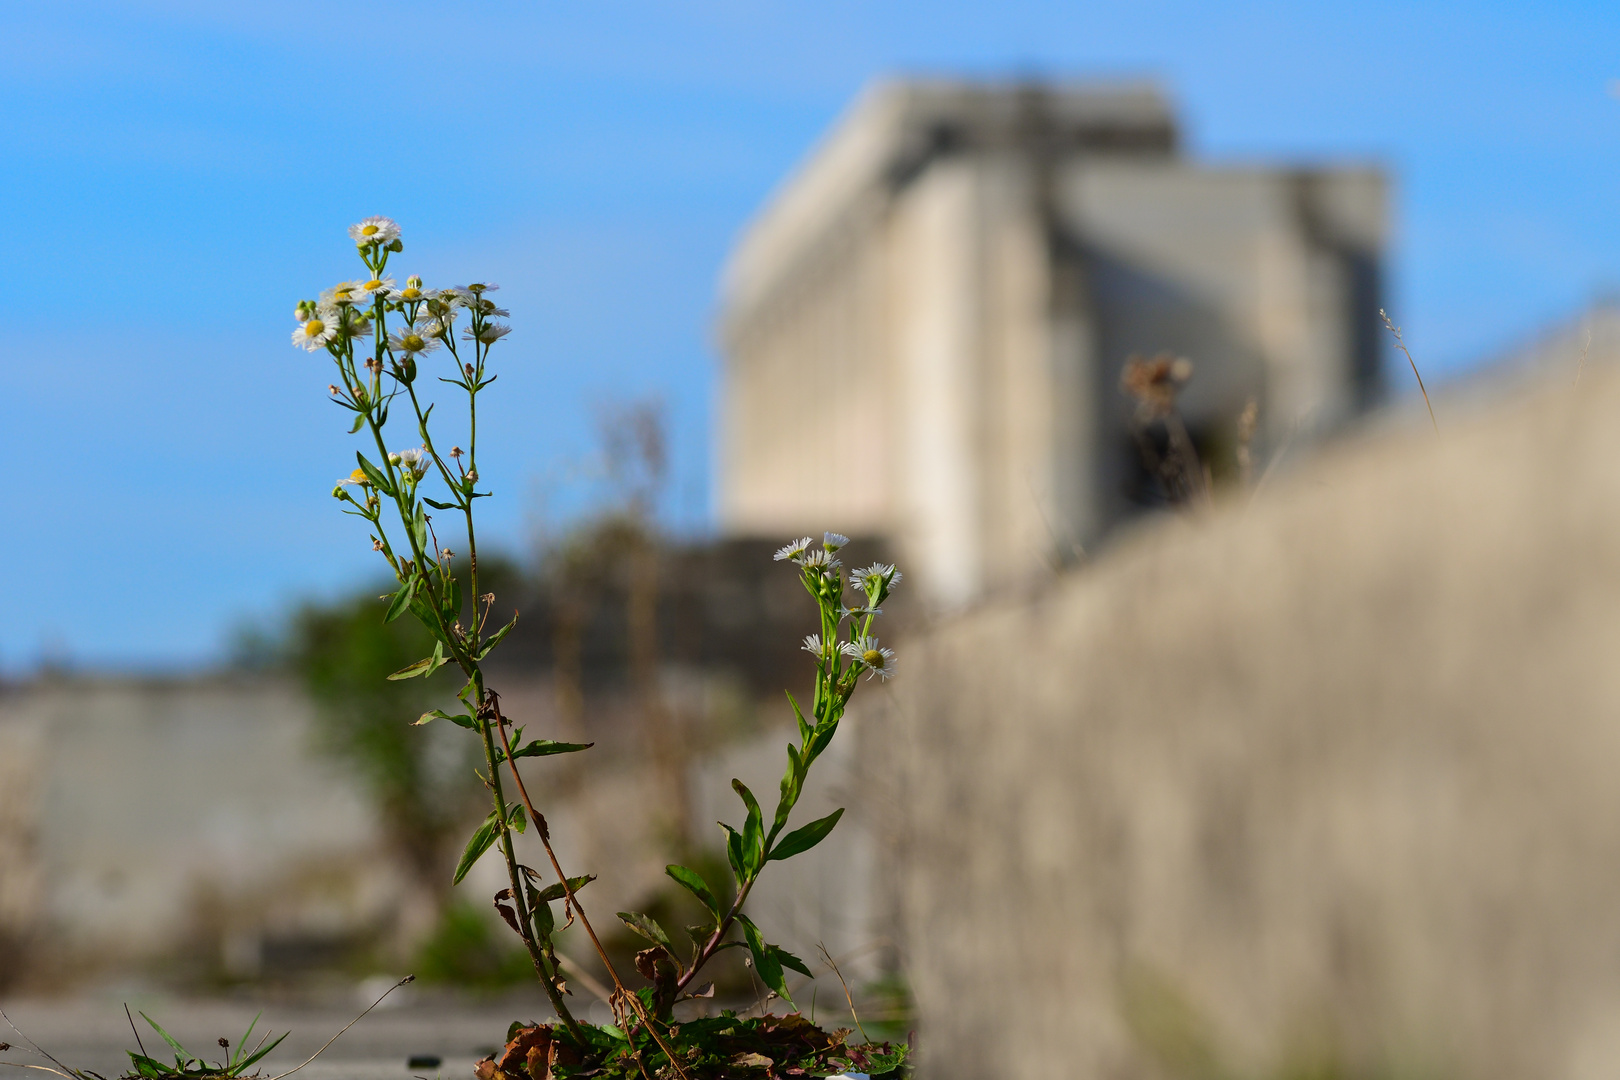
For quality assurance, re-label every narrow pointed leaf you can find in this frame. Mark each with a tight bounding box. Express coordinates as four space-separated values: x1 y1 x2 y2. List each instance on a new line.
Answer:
616 910 674 952
139 1014 191 1061
496 738 593 765
355 452 393 494
665 864 721 918
452 812 500 884
785 690 811 743
236 1031 288 1071
773 944 813 979
736 915 791 1004
383 576 417 623
415 709 476 729
387 656 434 680
768 807 844 862
733 779 764 871
534 874 596 904
720 822 746 884
478 613 519 659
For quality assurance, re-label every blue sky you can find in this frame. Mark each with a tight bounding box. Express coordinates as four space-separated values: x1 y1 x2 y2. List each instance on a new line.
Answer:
2 0 1617 672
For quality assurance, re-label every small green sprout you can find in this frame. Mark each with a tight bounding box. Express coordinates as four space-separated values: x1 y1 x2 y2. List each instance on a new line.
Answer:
123 1012 287 1080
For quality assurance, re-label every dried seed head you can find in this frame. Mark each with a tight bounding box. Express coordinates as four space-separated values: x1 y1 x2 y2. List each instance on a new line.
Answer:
219 1039 229 1049
1120 352 1194 421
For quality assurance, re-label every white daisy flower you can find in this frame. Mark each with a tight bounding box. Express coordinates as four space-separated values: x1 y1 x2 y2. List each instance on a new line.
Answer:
466 282 500 294
774 537 813 563
823 532 850 551
390 447 430 479
389 327 441 357
336 468 369 487
388 279 434 304
352 275 396 301
801 634 824 655
472 298 510 317
841 637 897 680
464 322 512 345
853 563 901 595
320 281 363 308
292 312 337 351
416 317 453 341
801 548 840 570
348 216 401 245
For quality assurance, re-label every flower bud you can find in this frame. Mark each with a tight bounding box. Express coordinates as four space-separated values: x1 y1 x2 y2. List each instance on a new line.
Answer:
387 239 403 252
407 275 422 289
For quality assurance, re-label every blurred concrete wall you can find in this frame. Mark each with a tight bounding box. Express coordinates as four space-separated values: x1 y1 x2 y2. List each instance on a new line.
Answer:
884 367 1620 1080
0 676 394 983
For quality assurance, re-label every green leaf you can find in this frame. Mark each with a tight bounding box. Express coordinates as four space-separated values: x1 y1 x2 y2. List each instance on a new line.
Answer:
772 743 802 837
665 864 721 919
496 738 593 765
733 779 764 871
534 875 593 905
139 1014 192 1062
411 502 427 550
452 811 500 884
387 656 433 680
616 910 674 952
440 574 462 623
126 1053 170 1079
228 1013 261 1069
531 893 555 936
478 613 519 659
348 414 364 434
785 690 811 743
383 576 417 623
768 807 844 862
422 496 460 511
736 915 791 1004
235 1031 288 1072
773 944 813 979
720 822 746 884
355 452 392 494
534 874 596 904
414 709 476 729
507 802 528 834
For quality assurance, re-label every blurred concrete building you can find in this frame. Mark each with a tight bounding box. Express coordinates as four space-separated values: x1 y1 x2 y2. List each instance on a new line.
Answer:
717 80 1387 607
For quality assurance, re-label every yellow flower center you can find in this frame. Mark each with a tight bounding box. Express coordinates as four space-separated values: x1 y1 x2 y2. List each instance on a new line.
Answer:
402 335 425 351
361 224 379 236
304 319 325 335
363 279 382 291
401 288 421 300
862 649 884 667
349 468 367 483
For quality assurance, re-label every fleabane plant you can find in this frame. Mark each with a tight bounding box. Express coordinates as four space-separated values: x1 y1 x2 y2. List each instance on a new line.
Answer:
295 218 904 1077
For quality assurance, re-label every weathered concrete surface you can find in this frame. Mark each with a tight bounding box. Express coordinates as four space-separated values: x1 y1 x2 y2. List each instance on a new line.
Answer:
886 367 1620 1080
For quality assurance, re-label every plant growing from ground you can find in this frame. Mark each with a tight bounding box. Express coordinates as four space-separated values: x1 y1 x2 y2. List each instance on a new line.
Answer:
293 217 908 1077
